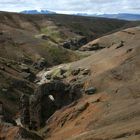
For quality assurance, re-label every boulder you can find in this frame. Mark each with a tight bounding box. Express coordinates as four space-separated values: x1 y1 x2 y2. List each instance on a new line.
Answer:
20 64 30 73
76 102 89 112
20 72 35 81
85 87 96 95
41 35 49 40
69 81 84 101
34 58 47 69
62 37 87 50
0 66 5 71
63 41 71 49
52 75 64 80
77 37 87 46
126 48 133 53
82 69 90 75
1 88 8 93
45 74 52 80
71 68 80 76
51 68 66 80
115 41 124 49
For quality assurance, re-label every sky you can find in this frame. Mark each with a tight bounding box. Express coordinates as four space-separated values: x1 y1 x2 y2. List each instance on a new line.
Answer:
0 0 140 14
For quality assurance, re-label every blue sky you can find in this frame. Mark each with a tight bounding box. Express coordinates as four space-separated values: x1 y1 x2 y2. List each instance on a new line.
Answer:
0 0 140 14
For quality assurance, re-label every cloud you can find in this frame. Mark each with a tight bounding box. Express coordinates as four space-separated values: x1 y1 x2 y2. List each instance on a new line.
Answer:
0 0 140 14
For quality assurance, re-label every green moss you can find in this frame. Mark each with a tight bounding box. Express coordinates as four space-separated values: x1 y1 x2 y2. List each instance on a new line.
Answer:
41 26 64 42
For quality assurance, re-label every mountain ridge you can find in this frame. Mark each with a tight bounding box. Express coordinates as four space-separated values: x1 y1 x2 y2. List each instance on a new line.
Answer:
20 10 140 21
75 13 140 21
21 10 56 14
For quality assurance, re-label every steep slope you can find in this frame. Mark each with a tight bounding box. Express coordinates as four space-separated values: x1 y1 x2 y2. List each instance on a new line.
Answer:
0 11 132 118
0 12 80 65
40 26 140 140
45 14 130 41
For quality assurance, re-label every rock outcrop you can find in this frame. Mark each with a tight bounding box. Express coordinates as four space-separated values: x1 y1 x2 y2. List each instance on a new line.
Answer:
0 101 5 123
62 37 87 50
80 43 105 51
19 94 30 128
33 58 47 70
0 123 43 140
19 76 86 129
29 80 83 129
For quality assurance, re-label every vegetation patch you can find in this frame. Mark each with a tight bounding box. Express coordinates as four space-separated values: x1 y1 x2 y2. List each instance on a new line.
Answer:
41 26 65 43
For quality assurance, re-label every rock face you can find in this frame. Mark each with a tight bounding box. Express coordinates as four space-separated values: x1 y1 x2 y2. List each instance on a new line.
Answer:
85 87 96 95
0 123 43 140
19 78 85 129
71 69 81 76
20 72 35 81
80 43 105 51
20 94 30 128
62 37 87 50
29 80 74 129
0 101 5 123
34 58 47 70
20 64 36 82
41 35 49 40
20 64 30 73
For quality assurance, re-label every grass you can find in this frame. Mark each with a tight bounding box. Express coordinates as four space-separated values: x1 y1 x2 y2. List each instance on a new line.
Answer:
41 26 65 43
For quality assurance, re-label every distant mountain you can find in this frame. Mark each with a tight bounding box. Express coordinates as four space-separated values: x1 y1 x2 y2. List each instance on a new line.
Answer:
21 10 56 14
75 13 140 21
98 13 140 21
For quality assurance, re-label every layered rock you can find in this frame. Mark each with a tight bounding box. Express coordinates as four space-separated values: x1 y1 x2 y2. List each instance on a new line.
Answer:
19 76 86 129
19 94 30 128
29 80 72 129
0 101 5 123
0 123 43 140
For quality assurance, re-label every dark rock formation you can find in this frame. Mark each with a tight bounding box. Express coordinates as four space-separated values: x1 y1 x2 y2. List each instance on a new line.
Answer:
82 69 90 75
62 37 87 50
126 48 133 53
0 101 15 124
19 79 85 129
29 80 71 129
34 58 47 70
20 64 30 73
85 87 97 95
41 35 49 40
71 69 81 76
69 81 84 101
0 101 5 123
20 72 35 82
20 94 30 128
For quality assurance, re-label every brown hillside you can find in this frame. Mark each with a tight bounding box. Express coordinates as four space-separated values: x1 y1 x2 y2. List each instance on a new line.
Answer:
40 26 140 140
